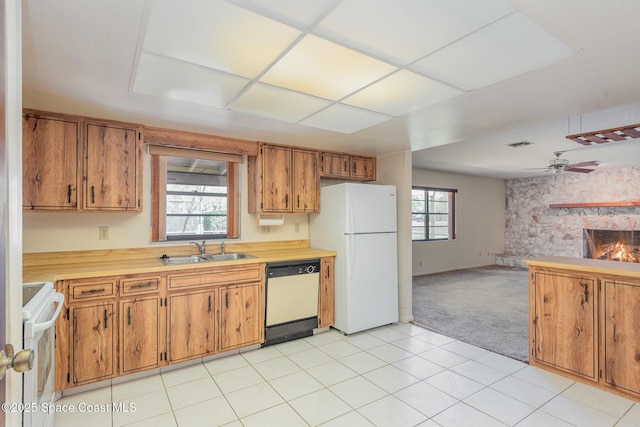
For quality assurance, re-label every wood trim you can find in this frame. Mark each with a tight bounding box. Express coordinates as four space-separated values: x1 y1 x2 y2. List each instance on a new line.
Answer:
227 162 238 239
549 201 640 208
148 145 243 163
145 126 258 156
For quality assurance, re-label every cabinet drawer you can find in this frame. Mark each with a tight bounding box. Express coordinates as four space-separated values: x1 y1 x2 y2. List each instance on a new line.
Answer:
168 264 264 290
121 276 160 295
70 280 116 301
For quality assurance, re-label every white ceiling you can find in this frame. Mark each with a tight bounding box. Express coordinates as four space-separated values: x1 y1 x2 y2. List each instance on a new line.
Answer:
22 0 640 179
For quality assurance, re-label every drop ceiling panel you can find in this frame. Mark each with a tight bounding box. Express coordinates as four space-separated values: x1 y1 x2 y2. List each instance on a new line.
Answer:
133 53 250 108
314 0 514 65
411 12 577 90
143 0 301 78
229 83 332 122
299 103 391 134
231 0 339 28
259 34 397 100
343 70 464 116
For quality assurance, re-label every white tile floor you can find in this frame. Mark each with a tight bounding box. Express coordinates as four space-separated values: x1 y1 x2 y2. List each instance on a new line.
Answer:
53 323 640 427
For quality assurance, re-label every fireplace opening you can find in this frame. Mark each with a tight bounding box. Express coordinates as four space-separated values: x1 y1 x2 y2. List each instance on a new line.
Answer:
583 229 640 262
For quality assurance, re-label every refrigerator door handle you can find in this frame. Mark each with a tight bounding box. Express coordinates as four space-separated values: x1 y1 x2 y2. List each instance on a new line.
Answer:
347 235 354 280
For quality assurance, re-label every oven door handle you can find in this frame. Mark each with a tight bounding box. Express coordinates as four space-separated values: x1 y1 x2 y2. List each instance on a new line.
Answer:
33 292 65 333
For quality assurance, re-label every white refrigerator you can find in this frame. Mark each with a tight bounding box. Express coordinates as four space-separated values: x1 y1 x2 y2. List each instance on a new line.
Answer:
310 183 398 334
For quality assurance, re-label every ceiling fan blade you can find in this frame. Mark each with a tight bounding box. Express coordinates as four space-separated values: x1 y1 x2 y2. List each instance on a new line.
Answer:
566 161 599 168
565 167 595 173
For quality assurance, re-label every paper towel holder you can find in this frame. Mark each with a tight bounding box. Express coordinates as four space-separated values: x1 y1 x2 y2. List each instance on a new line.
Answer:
257 214 285 226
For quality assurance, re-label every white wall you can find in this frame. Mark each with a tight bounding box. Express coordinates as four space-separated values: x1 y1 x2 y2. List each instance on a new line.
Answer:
412 168 506 276
376 150 413 323
23 155 310 253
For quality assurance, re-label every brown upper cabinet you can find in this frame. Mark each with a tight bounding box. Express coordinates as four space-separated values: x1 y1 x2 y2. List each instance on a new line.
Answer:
22 110 143 212
23 111 80 209
248 142 320 213
320 151 376 181
83 120 142 211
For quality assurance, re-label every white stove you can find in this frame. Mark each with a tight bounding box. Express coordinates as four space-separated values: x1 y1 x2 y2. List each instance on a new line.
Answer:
22 282 64 427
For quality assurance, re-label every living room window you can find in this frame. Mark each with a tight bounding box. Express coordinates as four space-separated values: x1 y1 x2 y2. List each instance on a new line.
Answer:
411 186 457 241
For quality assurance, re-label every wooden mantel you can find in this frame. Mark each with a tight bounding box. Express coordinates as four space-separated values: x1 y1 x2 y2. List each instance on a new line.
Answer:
549 201 640 208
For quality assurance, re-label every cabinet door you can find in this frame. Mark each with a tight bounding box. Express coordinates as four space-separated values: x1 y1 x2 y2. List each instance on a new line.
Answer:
532 271 596 380
120 297 160 374
84 122 141 210
350 156 376 181
321 152 350 178
71 302 115 385
602 279 640 395
318 257 335 328
261 144 292 212
292 149 319 213
22 113 79 209
167 290 217 362
220 283 263 351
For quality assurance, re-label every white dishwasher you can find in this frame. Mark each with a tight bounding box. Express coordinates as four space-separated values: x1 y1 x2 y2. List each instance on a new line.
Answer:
264 259 320 346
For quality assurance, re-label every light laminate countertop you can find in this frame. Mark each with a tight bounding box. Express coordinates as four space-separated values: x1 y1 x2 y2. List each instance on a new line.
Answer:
523 256 640 278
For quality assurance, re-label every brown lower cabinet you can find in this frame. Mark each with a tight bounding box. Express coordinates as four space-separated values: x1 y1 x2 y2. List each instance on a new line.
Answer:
529 266 640 401
167 290 218 362
55 259 333 391
70 302 115 385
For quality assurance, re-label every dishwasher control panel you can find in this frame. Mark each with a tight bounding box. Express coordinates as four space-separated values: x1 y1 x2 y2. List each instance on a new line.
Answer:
266 259 321 278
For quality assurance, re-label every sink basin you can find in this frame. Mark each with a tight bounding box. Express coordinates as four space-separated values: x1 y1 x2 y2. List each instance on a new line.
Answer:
158 253 256 265
157 255 208 265
201 253 257 261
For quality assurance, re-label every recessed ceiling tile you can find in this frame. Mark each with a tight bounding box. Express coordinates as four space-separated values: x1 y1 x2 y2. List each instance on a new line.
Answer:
229 83 332 122
133 52 250 108
229 0 338 28
343 70 463 116
314 0 514 65
143 0 301 78
260 34 397 100
299 103 391 134
410 12 577 90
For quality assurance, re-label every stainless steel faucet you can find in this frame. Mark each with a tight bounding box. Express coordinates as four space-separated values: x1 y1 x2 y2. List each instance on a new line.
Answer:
221 241 225 254
190 241 206 255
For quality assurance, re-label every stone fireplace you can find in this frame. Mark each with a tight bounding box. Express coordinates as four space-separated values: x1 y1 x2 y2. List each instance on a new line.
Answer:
583 229 640 262
497 167 640 268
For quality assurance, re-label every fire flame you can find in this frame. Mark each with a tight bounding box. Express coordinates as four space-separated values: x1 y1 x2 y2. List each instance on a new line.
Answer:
599 242 638 262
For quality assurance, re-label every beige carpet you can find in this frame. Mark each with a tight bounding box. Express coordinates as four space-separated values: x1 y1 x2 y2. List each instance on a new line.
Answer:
412 265 529 362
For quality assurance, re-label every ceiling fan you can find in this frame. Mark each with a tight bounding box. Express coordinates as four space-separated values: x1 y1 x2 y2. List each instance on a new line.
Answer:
532 151 600 174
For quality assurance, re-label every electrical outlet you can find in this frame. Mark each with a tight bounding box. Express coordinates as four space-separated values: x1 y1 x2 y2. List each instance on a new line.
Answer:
294 223 300 233
262 226 271 234
99 226 109 240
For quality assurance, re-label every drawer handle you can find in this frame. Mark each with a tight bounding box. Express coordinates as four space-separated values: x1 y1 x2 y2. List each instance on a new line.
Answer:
130 282 153 289
80 288 105 295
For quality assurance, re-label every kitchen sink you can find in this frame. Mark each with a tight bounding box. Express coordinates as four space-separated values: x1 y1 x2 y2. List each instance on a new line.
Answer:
200 253 257 261
158 253 256 265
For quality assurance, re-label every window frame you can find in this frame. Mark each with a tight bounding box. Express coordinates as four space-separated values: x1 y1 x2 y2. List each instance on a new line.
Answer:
411 186 457 242
150 149 240 242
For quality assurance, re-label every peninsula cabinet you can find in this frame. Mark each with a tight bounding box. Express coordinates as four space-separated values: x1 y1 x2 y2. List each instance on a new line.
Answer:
248 142 320 213
530 270 597 381
526 258 640 401
22 109 143 212
22 111 80 210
